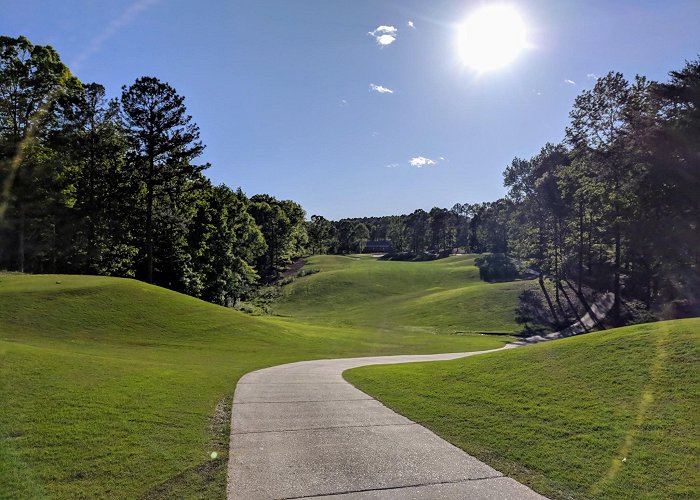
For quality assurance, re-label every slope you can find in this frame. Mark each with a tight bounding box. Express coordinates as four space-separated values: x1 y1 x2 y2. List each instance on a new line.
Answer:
276 254 530 334
346 318 700 499
0 260 516 498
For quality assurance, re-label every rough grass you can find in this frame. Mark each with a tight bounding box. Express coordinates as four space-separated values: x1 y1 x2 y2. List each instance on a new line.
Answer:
0 254 520 498
276 254 530 334
345 318 700 499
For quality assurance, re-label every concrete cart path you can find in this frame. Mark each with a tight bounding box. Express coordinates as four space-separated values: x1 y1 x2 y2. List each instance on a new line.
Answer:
227 347 546 499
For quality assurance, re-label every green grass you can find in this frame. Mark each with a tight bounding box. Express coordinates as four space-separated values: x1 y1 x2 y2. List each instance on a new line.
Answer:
0 254 523 498
276 254 529 334
345 318 700 499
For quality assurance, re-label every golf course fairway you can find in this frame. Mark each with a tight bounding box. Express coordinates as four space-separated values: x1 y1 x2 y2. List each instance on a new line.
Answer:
0 255 525 498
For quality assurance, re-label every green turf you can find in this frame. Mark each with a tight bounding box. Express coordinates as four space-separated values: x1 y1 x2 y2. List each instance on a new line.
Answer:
276 254 529 334
345 318 700 499
0 254 522 498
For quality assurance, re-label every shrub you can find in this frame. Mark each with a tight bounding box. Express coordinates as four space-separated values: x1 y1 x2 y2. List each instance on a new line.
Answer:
515 288 552 333
474 253 520 282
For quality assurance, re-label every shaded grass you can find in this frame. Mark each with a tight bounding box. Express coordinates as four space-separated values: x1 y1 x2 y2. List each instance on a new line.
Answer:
0 256 519 498
345 318 700 499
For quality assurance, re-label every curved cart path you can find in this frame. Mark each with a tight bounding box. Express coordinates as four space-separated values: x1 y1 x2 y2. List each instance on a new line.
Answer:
227 347 545 499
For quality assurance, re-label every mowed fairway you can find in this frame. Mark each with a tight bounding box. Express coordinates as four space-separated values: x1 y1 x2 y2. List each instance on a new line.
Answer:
0 255 524 498
276 254 529 334
346 318 700 499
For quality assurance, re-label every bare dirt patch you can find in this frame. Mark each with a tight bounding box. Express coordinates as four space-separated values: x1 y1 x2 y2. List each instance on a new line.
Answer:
280 257 307 279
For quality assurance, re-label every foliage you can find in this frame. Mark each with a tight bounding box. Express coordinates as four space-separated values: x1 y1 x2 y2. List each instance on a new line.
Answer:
248 194 307 279
0 35 81 270
474 253 520 282
379 251 440 261
312 200 513 258
0 34 696 324
0 36 307 307
121 76 206 284
502 63 700 327
307 214 333 254
514 288 550 332
309 61 699 328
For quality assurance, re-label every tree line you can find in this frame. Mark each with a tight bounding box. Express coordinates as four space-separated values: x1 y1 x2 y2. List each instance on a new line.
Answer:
309 61 699 328
307 201 511 257
504 66 699 328
2 35 697 326
0 36 307 306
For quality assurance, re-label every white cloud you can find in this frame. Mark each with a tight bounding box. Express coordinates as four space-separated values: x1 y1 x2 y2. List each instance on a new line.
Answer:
407 20 415 28
587 73 598 80
410 156 437 168
371 25 397 35
376 34 396 45
438 156 446 161
384 163 400 168
339 99 349 107
369 83 394 94
369 25 397 46
564 79 576 85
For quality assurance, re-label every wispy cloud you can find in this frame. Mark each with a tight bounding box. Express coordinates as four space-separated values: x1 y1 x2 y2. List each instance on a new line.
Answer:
384 163 400 168
564 79 576 85
339 99 349 107
587 73 599 80
72 0 160 70
369 83 394 94
407 20 415 28
410 156 437 168
368 25 397 46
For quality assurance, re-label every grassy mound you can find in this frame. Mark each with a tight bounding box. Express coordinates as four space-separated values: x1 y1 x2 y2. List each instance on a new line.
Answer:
276 254 530 334
0 256 518 498
345 318 700 499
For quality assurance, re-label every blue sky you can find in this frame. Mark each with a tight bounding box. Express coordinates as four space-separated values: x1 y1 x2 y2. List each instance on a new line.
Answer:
3 0 699 219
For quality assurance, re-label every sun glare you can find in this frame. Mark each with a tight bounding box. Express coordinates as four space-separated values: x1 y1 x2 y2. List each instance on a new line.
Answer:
457 5 528 73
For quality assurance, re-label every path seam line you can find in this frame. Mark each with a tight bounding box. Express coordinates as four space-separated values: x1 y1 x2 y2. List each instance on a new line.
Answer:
280 474 506 499
232 422 416 435
233 398 373 404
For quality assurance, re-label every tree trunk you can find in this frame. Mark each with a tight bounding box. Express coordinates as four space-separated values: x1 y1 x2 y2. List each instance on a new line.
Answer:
51 218 57 274
562 275 605 330
86 130 96 273
559 280 587 332
578 201 584 295
538 274 560 329
612 223 621 326
18 206 25 273
554 278 568 322
553 222 566 319
587 215 593 275
146 155 154 284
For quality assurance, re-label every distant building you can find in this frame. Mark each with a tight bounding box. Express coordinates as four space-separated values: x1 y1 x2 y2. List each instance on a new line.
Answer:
363 240 393 253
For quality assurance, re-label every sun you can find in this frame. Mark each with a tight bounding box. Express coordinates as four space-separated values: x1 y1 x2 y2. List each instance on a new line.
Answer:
457 5 528 73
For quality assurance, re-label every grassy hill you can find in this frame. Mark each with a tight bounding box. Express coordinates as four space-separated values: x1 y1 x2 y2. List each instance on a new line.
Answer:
346 318 700 499
276 254 529 334
0 254 522 498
